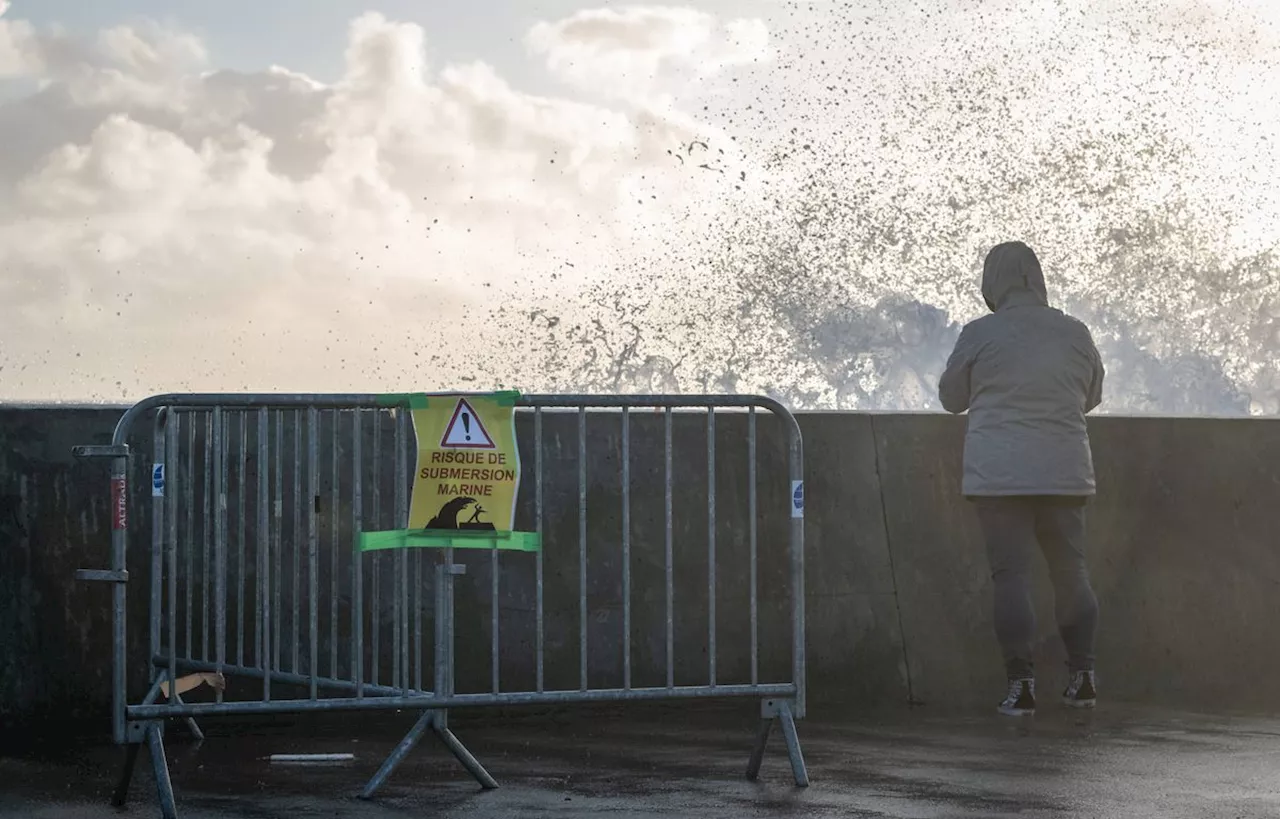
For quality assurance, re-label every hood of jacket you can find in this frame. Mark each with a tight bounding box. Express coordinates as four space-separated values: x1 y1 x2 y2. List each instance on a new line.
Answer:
981 241 1049 312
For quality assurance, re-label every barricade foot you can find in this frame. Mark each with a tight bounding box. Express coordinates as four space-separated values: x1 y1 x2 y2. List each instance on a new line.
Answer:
778 701 809 787
360 710 499 798
745 699 809 788
433 719 499 790
110 742 142 807
147 722 179 819
745 716 772 781
359 710 433 799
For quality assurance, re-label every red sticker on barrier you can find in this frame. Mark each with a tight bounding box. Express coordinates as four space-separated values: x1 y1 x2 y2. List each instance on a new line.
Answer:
111 476 127 530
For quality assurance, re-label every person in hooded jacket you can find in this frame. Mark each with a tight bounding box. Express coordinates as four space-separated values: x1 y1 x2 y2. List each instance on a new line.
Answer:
939 241 1105 717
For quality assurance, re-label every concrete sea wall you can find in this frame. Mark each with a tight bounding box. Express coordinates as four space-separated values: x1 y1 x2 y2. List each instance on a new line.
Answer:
2 406 1278 742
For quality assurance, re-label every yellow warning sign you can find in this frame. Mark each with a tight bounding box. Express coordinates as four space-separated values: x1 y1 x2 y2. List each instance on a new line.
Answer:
408 393 520 532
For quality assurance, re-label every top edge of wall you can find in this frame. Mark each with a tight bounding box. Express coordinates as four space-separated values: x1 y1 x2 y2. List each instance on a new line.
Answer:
0 402 1275 422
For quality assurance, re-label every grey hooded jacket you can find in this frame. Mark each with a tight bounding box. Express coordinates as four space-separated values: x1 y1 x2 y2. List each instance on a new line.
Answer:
938 242 1105 496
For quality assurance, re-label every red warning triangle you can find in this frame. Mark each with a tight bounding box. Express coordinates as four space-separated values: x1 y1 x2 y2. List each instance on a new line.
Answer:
439 398 495 449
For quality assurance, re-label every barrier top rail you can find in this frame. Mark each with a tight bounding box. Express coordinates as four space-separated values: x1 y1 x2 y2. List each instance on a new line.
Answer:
110 393 803 447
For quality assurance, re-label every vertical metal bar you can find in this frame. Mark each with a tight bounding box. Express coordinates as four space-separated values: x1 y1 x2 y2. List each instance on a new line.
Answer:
621 407 631 690
394 411 408 695
167 414 179 703
578 406 588 692
708 407 717 688
489 403 499 694
352 410 364 698
258 409 270 701
185 419 194 660
414 552 423 692
414 539 422 692
749 408 759 687
371 415 382 687
486 412 497 695
410 551 419 693
490 540 499 694
109 451 129 745
330 412 339 679
786 410 807 719
238 412 247 668
202 412 212 661
213 407 226 703
664 407 674 690
273 410 283 674
292 412 302 673
150 412 166 686
444 545 455 699
392 413 403 692
535 408 544 693
433 564 447 697
308 407 320 700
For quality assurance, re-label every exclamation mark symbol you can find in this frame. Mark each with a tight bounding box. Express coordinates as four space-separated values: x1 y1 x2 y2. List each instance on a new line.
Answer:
462 412 471 441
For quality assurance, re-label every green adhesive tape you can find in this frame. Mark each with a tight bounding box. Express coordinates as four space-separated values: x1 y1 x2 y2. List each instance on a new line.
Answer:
375 390 521 410
360 528 541 553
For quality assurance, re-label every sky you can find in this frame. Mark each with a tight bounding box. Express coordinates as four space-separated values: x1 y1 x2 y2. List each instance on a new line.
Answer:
8 0 779 85
1 0 1278 411
0 0 782 399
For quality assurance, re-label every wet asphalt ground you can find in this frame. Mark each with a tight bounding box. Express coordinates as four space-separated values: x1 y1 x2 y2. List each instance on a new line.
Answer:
3 702 1279 818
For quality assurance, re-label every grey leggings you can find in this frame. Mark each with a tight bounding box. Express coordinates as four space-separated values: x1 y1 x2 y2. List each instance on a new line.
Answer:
972 496 1099 680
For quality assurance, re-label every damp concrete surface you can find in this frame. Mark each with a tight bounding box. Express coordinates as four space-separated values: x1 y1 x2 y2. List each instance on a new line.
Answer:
2 703 1279 818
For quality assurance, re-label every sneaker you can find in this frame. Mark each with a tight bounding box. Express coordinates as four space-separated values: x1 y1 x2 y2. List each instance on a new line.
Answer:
1062 670 1097 709
998 678 1036 716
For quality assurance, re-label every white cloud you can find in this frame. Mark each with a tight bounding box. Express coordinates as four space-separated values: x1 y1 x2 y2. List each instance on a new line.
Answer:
0 0 41 77
96 22 208 78
527 5 771 100
0 7 758 400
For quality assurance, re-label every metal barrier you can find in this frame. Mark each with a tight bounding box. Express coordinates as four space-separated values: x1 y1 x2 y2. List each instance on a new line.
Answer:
74 393 807 817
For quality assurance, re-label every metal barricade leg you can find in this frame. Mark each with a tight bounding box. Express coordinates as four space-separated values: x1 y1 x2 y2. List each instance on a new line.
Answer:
110 743 142 808
359 710 433 799
745 718 772 782
433 560 496 789
745 699 809 788
362 562 497 798
147 722 179 819
778 701 809 787
432 711 499 790
359 710 499 799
